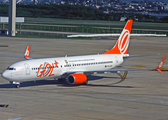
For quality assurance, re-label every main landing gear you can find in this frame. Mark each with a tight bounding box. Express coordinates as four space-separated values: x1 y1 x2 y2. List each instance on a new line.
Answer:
57 78 65 83
15 84 20 88
83 80 88 85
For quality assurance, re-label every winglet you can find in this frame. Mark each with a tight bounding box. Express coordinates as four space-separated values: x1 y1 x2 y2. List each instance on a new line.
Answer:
24 45 31 60
156 56 166 74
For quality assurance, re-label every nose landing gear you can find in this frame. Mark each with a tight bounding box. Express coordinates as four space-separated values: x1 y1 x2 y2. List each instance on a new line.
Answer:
10 81 20 88
15 84 20 88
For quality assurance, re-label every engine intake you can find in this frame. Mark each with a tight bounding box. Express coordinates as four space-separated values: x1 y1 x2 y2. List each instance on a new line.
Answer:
66 73 87 85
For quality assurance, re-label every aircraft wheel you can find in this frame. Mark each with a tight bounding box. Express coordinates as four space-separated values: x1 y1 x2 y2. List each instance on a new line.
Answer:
16 84 20 88
84 80 88 85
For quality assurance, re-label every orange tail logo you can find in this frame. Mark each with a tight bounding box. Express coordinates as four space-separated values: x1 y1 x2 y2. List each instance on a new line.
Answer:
103 19 133 54
24 45 30 59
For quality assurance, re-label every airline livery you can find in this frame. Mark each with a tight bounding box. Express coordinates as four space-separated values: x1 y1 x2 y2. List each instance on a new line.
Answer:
1 20 166 88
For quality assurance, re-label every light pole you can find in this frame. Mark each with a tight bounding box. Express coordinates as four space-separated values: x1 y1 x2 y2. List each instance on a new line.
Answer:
8 0 16 36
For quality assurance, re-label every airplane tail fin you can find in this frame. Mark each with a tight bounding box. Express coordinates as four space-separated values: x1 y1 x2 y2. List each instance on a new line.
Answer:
24 45 32 60
103 19 133 55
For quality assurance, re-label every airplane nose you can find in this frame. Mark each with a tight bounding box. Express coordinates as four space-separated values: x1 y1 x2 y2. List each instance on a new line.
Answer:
2 72 5 78
2 71 9 80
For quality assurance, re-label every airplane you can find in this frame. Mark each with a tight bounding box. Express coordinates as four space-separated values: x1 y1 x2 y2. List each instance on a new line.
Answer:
1 19 166 88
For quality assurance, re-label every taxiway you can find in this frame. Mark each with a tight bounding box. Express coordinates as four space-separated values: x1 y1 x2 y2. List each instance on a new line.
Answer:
0 36 168 120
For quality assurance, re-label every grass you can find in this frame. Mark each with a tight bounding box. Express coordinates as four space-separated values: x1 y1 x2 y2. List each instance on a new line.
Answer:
1 23 167 33
25 17 123 24
26 17 168 25
1 17 167 38
16 33 66 38
17 24 168 35
23 21 168 30
2 17 168 32
23 18 168 32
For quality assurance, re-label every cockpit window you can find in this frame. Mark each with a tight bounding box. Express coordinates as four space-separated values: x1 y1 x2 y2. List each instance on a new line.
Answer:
7 67 16 70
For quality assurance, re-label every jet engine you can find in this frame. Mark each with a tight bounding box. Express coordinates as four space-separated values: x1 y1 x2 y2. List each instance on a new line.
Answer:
66 73 87 85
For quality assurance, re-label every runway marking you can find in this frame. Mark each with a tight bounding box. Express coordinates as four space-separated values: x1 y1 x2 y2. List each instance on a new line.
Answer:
132 65 146 67
0 44 8 47
160 67 168 71
150 67 168 71
114 71 128 84
0 104 9 107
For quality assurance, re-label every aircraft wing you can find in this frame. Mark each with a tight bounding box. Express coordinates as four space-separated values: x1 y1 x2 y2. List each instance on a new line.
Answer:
61 67 161 84
65 68 156 75
63 56 166 76
61 56 166 84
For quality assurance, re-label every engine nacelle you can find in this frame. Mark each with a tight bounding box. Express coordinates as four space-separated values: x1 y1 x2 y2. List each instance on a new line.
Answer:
66 73 87 85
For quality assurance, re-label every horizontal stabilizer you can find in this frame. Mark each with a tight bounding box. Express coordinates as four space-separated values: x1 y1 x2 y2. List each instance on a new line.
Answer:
124 53 159 58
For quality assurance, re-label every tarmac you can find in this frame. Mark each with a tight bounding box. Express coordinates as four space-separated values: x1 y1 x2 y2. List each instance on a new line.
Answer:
0 36 168 120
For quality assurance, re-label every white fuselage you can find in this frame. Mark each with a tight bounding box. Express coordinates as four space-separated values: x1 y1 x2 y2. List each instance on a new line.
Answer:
2 54 124 82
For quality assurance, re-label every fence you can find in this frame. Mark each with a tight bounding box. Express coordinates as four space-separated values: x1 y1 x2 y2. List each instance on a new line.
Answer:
0 23 167 37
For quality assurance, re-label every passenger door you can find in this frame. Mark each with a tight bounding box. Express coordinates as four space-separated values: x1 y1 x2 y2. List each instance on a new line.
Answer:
24 63 30 75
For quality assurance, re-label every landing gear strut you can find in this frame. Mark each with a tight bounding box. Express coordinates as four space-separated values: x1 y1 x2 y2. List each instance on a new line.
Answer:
84 80 88 85
10 81 20 88
58 78 65 83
